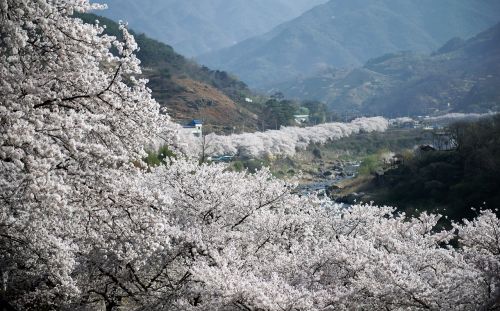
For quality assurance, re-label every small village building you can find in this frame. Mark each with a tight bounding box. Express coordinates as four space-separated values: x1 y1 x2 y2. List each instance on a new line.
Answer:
294 114 310 124
183 119 203 137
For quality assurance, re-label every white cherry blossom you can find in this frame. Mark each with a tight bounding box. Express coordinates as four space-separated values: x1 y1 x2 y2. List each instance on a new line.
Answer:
1 1 499 310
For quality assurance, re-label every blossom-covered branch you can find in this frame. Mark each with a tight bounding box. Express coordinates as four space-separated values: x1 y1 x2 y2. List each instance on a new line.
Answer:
1 1 499 311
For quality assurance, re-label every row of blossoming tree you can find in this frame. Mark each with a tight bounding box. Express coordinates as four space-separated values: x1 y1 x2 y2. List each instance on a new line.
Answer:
200 117 388 158
1 1 499 310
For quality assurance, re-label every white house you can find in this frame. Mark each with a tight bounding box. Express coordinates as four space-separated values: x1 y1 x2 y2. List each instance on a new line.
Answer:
183 119 203 137
294 114 310 124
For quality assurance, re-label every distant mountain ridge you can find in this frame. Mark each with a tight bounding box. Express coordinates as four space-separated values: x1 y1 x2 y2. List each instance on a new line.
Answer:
198 0 500 88
272 22 500 116
96 0 326 57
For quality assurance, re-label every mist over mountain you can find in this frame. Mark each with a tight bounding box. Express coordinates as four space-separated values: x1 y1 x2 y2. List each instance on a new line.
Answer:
272 22 500 116
96 0 326 57
198 0 500 88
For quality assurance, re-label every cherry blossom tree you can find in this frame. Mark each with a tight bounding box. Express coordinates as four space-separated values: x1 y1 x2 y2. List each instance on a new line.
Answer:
109 161 500 311
0 0 175 308
1 1 499 311
200 117 389 158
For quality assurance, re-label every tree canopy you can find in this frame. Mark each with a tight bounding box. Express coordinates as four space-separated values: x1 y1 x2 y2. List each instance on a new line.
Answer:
1 1 499 310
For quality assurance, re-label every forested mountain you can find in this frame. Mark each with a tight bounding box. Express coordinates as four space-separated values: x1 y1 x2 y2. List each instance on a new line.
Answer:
272 22 500 116
77 13 258 130
198 0 500 88
96 0 326 57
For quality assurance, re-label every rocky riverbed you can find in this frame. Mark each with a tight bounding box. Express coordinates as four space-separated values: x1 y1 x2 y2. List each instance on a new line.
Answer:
296 160 362 200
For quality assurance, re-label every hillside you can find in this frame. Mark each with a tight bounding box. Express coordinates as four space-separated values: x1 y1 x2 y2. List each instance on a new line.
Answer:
96 0 326 57
272 22 500 116
160 78 257 131
77 13 258 130
360 115 500 223
198 0 500 88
